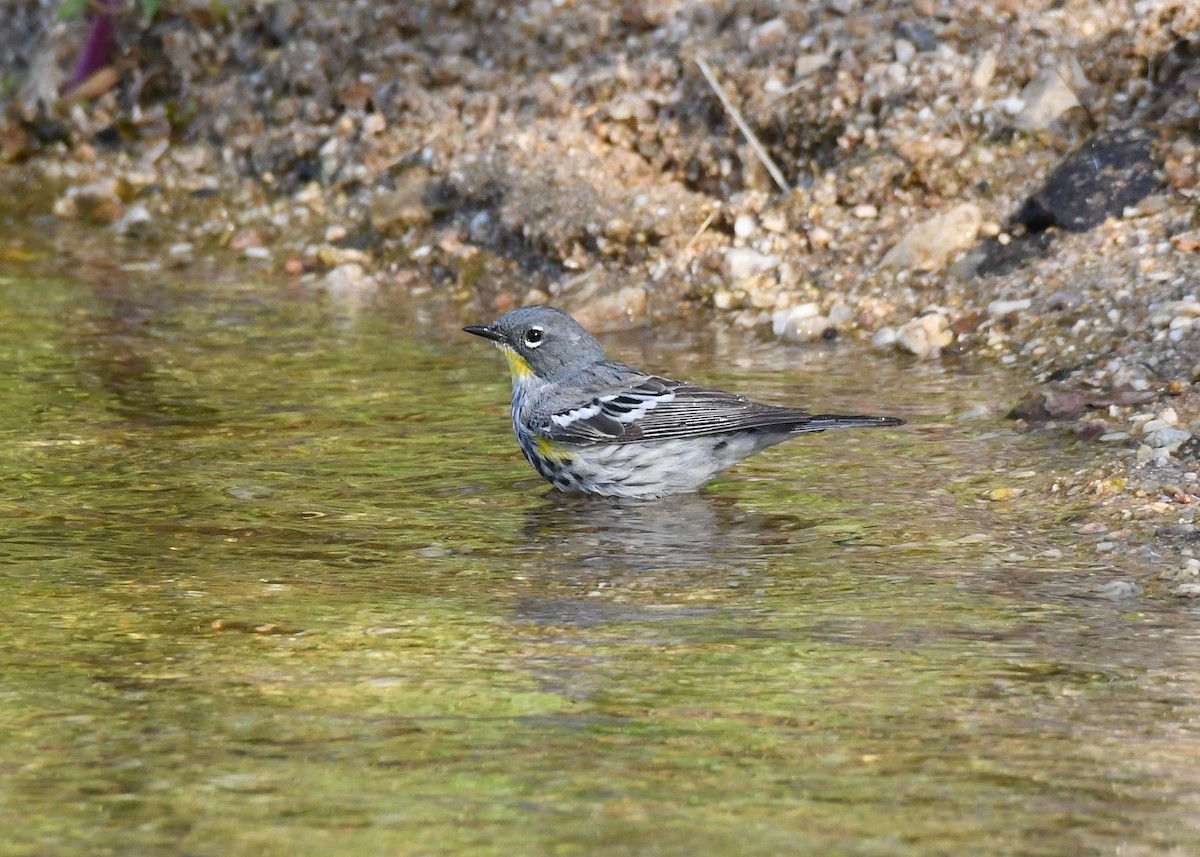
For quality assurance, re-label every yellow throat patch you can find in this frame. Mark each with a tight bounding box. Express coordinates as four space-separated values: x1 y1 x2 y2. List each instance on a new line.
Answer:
498 344 534 380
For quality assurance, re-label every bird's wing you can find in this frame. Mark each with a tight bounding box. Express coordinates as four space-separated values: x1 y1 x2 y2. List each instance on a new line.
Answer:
536 375 814 444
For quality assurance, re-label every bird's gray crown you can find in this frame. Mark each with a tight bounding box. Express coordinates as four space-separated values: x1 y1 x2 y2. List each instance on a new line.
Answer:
472 306 606 379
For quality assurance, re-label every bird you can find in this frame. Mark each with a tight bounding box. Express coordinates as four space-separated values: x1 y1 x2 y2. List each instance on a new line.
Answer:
464 306 904 499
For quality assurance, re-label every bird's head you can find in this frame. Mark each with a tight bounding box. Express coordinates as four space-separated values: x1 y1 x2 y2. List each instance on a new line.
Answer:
464 306 605 382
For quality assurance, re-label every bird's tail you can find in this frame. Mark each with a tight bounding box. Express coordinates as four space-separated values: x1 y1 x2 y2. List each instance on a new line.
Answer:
796 414 906 433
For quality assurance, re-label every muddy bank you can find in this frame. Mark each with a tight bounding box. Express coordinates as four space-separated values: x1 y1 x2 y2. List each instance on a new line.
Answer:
3 0 1200 585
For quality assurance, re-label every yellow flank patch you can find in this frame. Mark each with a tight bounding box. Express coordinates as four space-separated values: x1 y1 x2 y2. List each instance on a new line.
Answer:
499 345 534 379
535 436 569 462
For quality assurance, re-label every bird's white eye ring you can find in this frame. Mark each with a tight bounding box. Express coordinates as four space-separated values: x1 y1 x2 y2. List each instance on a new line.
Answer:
524 327 545 348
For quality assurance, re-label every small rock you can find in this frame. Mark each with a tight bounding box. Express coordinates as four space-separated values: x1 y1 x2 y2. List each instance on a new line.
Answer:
777 312 832 343
54 179 124 224
807 225 833 247
1174 583 1200 598
1096 580 1139 599
852 203 878 219
794 53 832 78
573 285 648 332
1172 229 1200 252
970 51 997 90
893 38 916 65
987 298 1032 317
872 326 898 349
880 204 982 271
321 263 376 296
749 17 787 52
725 247 779 279
370 173 432 235
1075 522 1108 535
113 202 152 235
1013 67 1081 131
987 487 1024 501
827 302 853 325
733 214 757 239
895 313 955 359
1045 291 1084 311
1145 427 1192 450
895 21 937 52
771 302 821 336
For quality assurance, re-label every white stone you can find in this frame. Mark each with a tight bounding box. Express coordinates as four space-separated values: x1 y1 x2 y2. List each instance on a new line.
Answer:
733 214 758 239
880 203 982 271
987 298 1032 316
1014 67 1081 131
896 313 954 359
872 327 898 349
1145 427 1192 450
725 248 779 280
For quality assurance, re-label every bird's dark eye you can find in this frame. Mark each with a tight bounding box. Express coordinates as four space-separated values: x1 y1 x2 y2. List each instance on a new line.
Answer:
524 327 544 347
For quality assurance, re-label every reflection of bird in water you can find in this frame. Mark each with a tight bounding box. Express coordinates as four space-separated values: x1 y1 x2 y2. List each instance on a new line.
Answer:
509 492 828 700
517 491 821 578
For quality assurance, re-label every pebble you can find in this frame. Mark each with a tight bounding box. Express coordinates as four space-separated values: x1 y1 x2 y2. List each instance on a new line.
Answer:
1013 67 1081 131
1096 580 1139 599
1144 427 1192 450
320 263 378 304
880 203 982 271
794 52 832 78
827 302 853 325
733 214 757 239
369 175 433 234
1075 521 1108 535
113 202 152 234
780 314 832 343
53 179 124 224
725 247 780 280
872 326 898 349
895 313 954 359
893 38 916 65
771 302 819 333
748 17 787 52
573 285 648 332
1045 291 1084 311
971 51 996 90
987 298 1032 317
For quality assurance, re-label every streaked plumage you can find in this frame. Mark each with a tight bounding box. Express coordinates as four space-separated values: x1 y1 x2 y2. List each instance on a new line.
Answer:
465 306 904 498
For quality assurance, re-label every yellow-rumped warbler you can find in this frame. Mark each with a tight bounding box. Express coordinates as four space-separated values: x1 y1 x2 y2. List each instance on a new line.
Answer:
465 306 904 499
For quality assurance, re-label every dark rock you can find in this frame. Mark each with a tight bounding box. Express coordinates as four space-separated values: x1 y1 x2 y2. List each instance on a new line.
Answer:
977 128 1161 275
1013 128 1161 233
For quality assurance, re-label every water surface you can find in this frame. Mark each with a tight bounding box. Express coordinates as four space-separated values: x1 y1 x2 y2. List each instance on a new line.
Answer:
1 258 1198 856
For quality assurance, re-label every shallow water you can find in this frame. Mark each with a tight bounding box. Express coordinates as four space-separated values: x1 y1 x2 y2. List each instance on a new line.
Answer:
1 260 1198 857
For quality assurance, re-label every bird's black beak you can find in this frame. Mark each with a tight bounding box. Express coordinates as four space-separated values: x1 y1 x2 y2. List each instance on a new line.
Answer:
463 324 505 343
